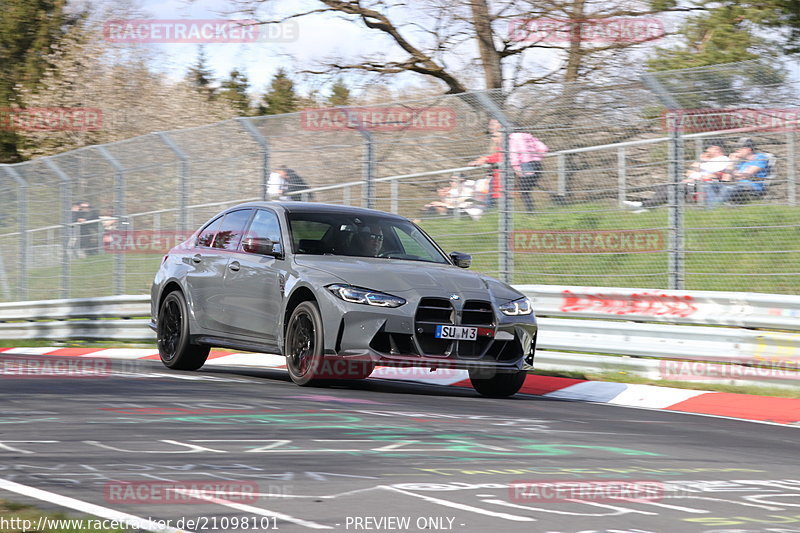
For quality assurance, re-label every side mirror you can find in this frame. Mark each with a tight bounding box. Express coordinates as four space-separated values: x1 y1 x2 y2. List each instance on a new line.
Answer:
242 237 281 257
449 251 472 269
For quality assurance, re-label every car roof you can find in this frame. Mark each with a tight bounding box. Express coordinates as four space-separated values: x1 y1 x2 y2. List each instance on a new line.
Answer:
227 201 408 220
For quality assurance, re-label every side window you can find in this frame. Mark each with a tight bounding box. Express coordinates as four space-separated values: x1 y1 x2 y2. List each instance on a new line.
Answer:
247 210 282 244
290 220 331 251
212 209 252 250
393 227 427 257
196 216 223 248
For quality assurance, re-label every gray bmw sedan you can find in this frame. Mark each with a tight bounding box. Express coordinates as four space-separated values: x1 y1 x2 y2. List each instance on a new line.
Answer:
150 202 537 397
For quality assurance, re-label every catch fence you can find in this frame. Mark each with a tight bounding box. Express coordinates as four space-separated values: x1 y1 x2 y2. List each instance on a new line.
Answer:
0 59 798 302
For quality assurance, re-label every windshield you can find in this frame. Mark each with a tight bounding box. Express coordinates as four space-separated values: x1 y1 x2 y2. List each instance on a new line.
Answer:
288 211 449 264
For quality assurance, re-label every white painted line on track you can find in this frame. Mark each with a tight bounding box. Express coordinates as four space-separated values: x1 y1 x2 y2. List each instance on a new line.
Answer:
172 489 333 529
384 486 536 521
81 349 159 358
0 478 192 533
1 347 60 355
204 353 286 367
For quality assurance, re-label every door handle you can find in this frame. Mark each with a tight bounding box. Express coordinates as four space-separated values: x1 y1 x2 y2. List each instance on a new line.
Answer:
192 254 202 263
228 261 240 272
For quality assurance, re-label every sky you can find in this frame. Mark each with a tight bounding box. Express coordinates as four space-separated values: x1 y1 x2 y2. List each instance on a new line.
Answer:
92 0 800 100
130 0 406 96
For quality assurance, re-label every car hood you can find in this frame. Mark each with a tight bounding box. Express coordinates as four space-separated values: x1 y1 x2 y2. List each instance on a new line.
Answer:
293 256 523 301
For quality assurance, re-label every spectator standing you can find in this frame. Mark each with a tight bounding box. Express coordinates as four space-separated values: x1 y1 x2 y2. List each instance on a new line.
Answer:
509 127 548 212
469 119 548 212
268 167 314 201
267 171 286 200
281 167 314 201
79 202 100 255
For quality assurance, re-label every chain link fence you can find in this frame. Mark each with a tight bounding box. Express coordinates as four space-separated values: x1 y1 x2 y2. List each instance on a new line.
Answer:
0 59 798 302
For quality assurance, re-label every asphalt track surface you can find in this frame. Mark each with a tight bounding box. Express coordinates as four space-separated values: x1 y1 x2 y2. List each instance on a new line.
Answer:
2 353 800 533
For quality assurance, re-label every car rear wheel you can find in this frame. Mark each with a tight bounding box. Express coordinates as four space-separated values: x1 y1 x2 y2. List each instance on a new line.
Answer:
285 301 325 385
157 291 210 370
469 368 527 398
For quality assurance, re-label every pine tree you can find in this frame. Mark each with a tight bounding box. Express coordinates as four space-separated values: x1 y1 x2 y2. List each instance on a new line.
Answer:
327 79 350 107
258 68 297 115
219 68 252 116
0 0 80 162
186 46 216 100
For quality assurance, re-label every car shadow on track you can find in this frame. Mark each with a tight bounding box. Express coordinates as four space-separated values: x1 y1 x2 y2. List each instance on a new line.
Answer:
198 364 560 402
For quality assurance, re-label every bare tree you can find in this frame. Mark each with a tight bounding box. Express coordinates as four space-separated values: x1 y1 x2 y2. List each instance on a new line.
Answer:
16 22 241 158
230 0 701 93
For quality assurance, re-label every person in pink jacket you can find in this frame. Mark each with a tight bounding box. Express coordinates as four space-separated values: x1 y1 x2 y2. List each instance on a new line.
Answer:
470 119 549 213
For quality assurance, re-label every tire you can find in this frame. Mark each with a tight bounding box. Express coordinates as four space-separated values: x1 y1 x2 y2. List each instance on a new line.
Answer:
469 368 527 398
157 291 210 370
285 301 326 386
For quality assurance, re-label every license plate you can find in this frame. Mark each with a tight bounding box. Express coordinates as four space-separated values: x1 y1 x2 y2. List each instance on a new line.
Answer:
435 325 477 341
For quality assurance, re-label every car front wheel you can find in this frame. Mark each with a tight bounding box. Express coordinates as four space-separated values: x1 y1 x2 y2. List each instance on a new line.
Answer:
469 368 527 398
157 291 210 370
285 301 325 386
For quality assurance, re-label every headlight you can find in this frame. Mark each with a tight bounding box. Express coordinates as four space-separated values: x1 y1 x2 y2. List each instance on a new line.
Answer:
327 284 406 308
499 297 533 316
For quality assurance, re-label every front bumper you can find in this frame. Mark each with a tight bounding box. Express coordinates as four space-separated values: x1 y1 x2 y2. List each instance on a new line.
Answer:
318 291 537 373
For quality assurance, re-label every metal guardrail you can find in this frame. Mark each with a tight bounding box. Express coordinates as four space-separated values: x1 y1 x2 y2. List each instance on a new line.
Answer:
2 287 799 388
517 284 800 330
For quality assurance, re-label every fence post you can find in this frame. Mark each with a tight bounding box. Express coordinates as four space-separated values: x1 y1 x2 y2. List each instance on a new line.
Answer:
156 132 189 231
362 130 374 209
2 166 27 300
238 118 270 201
557 153 567 197
339 108 375 209
667 119 685 290
787 129 796 207
642 73 685 290
390 179 399 214
44 158 72 299
617 146 627 208
474 91 513 283
96 146 126 296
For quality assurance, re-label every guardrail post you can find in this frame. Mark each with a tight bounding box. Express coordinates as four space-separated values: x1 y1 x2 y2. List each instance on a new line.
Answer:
1 165 27 300
44 158 72 299
156 132 189 231
617 146 626 208
787 129 796 207
237 118 270 201
96 146 126 295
